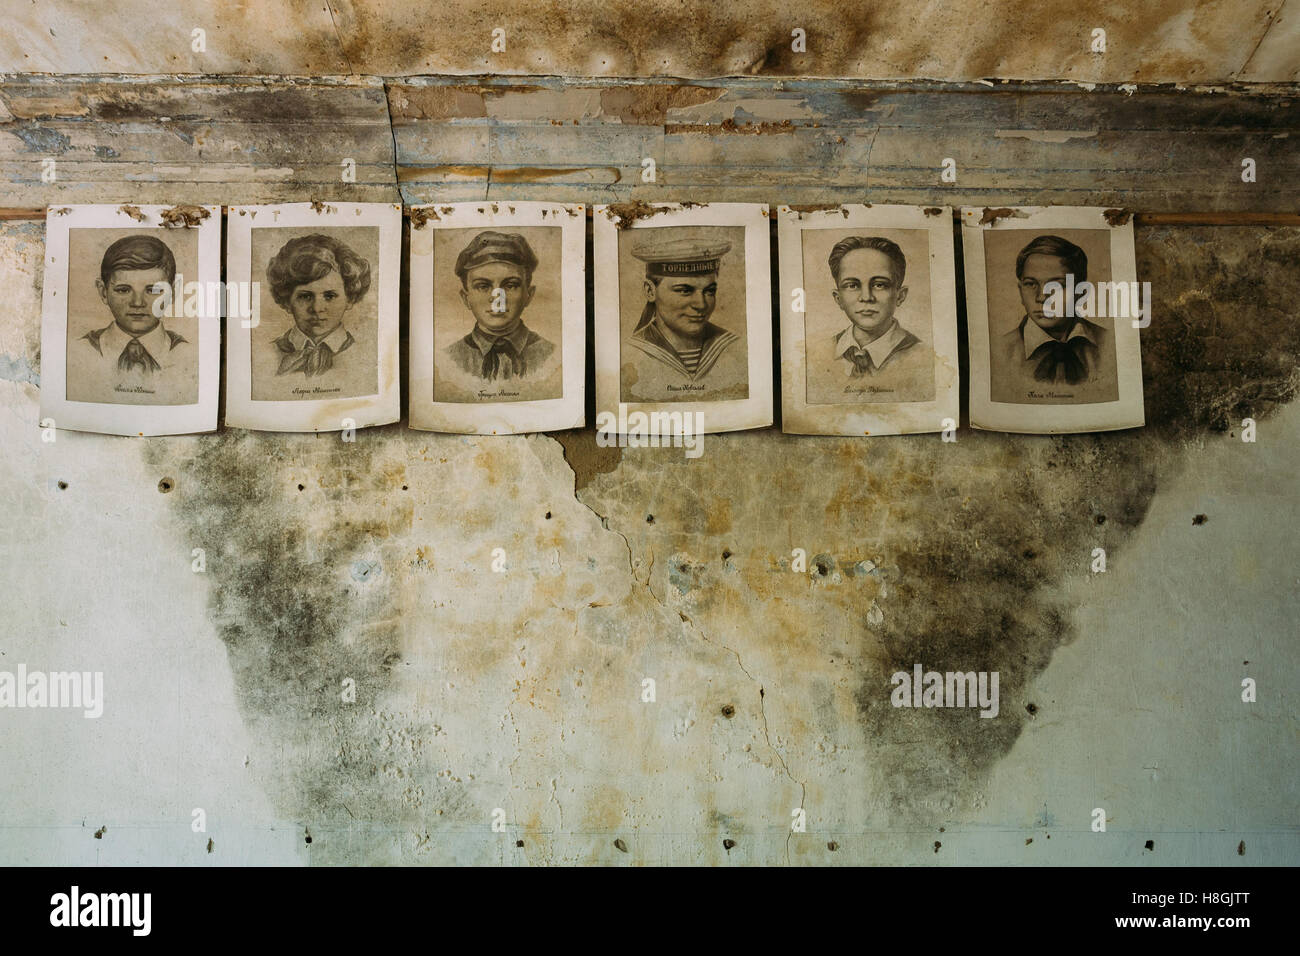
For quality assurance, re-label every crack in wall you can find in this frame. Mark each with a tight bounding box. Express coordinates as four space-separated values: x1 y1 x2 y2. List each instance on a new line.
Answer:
549 432 809 861
1238 0 1288 77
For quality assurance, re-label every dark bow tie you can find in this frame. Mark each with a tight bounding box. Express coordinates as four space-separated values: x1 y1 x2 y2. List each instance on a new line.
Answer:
1031 337 1089 385
481 337 523 380
117 337 161 375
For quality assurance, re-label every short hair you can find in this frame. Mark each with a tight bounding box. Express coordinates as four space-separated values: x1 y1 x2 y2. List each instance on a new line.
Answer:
99 235 176 286
454 231 538 287
1015 235 1087 285
266 234 371 308
828 236 906 286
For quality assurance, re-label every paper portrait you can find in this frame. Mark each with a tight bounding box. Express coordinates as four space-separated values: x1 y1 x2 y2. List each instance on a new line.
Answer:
225 202 401 432
778 204 960 436
594 202 773 435
38 204 221 436
408 202 585 433
962 206 1145 434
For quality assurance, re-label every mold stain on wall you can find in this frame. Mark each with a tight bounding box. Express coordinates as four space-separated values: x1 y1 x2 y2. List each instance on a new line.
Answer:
126 226 1300 863
1 1 1291 83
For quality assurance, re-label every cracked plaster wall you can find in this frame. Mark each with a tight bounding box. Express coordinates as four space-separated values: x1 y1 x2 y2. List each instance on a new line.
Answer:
0 60 1296 864
0 214 1297 864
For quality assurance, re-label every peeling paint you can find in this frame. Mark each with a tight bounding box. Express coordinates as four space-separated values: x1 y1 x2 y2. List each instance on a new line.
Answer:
397 166 621 184
978 207 1027 225
599 85 723 125
408 206 440 229
993 129 1099 143
601 200 677 228
787 203 850 215
665 118 796 135
11 126 71 154
160 204 211 228
0 352 39 386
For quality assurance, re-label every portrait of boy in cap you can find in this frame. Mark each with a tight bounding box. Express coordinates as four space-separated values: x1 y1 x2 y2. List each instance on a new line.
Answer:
621 230 748 402
444 231 556 383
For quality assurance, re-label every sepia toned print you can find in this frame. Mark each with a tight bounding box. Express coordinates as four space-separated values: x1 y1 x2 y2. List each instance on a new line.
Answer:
778 204 959 438
803 230 936 406
961 205 1143 435
250 226 380 403
65 228 199 407
618 225 748 403
985 228 1119 406
224 202 401 433
432 226 562 404
408 201 585 435
40 204 220 436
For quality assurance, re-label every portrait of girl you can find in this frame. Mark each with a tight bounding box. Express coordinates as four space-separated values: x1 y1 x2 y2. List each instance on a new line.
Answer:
250 227 380 402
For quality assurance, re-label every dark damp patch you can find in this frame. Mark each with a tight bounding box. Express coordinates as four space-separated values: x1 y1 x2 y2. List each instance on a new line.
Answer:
1139 227 1300 438
140 428 467 853
849 226 1300 824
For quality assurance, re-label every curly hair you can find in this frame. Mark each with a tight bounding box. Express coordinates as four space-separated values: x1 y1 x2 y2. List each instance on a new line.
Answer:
100 235 176 286
266 234 371 308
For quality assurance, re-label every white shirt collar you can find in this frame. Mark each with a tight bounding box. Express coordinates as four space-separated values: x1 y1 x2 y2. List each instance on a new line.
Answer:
283 322 352 352
98 319 175 365
834 319 908 372
1021 316 1098 358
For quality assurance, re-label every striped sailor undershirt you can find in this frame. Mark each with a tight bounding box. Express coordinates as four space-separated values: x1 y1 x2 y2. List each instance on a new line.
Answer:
676 345 703 373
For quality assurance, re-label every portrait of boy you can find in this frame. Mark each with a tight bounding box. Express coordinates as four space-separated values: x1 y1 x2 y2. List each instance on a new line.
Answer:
443 231 556 383
989 233 1118 404
803 232 935 406
66 231 198 407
